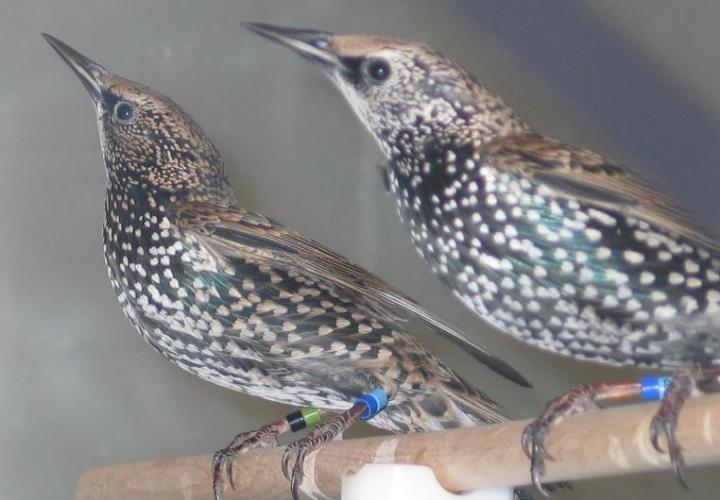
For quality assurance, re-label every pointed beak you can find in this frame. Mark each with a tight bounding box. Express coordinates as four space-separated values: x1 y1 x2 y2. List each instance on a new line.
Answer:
245 22 341 70
42 33 108 101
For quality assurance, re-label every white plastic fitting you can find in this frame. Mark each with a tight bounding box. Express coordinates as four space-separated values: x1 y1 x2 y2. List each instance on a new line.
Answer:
342 463 514 500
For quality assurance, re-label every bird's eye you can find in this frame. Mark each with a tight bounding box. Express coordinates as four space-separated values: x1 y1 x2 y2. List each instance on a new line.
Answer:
114 101 135 124
363 58 391 84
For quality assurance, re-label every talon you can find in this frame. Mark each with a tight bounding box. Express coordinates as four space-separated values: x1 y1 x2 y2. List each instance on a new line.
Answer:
529 440 553 498
652 415 688 488
211 423 283 500
521 424 534 460
282 442 298 481
669 440 689 490
291 453 305 499
523 419 556 494
212 450 226 500
649 417 665 453
648 364 697 488
225 453 236 491
530 440 549 496
524 384 600 494
281 402 367 497
527 423 550 493
290 461 302 500
537 436 555 463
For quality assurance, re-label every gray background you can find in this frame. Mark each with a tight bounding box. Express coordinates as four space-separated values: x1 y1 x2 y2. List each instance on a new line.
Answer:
1 1 719 499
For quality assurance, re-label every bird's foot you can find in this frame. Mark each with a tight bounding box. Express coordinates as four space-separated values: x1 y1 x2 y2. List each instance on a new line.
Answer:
212 420 285 500
282 402 368 500
649 364 702 488
522 385 599 496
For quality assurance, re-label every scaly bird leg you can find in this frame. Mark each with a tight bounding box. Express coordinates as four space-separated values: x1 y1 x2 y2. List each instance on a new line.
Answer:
282 388 390 500
522 381 636 496
212 407 328 500
523 365 720 496
648 364 720 487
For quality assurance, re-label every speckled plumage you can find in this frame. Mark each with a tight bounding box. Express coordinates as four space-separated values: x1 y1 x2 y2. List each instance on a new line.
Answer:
250 24 720 371
386 132 720 369
44 34 532 448
250 23 720 490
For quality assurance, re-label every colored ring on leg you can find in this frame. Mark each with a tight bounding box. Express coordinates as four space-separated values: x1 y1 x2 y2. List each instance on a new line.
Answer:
641 375 672 401
286 408 323 432
286 410 306 432
301 407 322 427
355 388 389 420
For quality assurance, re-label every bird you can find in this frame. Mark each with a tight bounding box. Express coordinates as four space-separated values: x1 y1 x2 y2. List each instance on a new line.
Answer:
247 22 720 492
43 34 532 500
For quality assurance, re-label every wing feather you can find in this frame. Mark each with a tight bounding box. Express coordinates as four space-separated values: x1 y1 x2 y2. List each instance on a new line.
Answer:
485 134 720 252
174 201 531 387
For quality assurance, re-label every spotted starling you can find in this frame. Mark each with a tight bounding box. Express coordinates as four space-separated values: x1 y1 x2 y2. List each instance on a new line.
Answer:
43 34 533 500
248 23 720 490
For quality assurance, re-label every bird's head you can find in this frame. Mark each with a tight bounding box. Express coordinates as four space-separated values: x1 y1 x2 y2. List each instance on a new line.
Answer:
248 23 529 157
44 34 232 200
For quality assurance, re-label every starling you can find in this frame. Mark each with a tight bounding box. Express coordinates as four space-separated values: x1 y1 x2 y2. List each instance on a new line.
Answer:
248 23 720 491
43 34 531 500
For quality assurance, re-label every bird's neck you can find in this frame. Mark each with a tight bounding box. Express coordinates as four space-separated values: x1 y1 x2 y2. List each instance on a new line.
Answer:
104 181 235 230
103 184 175 260
383 118 527 180
376 97 530 179
102 183 236 284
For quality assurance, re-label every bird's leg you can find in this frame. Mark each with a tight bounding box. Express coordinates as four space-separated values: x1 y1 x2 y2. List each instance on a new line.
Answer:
283 403 366 500
648 364 720 487
282 388 390 500
523 365 720 495
522 382 633 495
212 407 328 500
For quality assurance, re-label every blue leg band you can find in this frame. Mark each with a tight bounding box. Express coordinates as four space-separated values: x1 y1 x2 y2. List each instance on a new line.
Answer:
640 375 672 401
355 388 389 420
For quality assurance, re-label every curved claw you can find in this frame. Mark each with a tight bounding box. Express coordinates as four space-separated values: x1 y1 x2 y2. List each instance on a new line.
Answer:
668 436 689 489
290 468 301 500
281 403 365 498
650 412 688 488
523 421 554 496
290 446 310 500
521 422 554 463
211 424 282 500
521 425 533 461
648 364 700 489
530 451 551 499
282 442 299 481
523 385 599 495
225 453 236 491
212 450 225 500
649 416 665 454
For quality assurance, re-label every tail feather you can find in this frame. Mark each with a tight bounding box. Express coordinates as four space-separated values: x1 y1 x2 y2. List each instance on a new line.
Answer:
370 380 507 433
446 384 508 425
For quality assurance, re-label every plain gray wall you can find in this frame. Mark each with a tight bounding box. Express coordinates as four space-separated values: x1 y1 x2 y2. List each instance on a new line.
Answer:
1 1 719 499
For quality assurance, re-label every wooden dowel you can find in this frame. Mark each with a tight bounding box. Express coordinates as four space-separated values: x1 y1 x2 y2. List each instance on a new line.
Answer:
76 393 720 500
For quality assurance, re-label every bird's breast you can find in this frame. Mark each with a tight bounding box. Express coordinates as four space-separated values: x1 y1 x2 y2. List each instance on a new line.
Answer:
103 197 192 342
390 157 720 368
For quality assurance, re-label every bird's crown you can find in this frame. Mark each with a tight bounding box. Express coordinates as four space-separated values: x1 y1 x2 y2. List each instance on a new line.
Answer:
45 34 232 200
248 23 530 154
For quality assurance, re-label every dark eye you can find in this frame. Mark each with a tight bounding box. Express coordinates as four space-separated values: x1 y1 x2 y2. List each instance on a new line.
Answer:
364 58 391 83
114 101 135 124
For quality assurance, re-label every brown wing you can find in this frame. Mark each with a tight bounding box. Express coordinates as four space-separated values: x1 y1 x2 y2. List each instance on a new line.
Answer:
484 134 720 252
173 200 531 387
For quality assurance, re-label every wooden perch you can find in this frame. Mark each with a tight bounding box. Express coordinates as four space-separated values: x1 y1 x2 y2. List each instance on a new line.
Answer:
76 393 720 500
